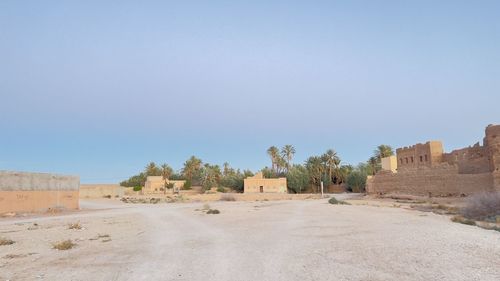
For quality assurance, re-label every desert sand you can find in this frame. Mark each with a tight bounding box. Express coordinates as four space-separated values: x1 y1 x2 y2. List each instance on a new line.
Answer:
1 195 499 281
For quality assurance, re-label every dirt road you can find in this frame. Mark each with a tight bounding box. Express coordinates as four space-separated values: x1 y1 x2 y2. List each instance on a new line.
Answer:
1 197 499 281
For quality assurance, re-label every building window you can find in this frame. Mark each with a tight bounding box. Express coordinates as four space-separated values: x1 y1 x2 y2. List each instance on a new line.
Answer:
420 156 423 162
405 158 408 164
400 158 403 164
425 155 428 161
411 156 414 163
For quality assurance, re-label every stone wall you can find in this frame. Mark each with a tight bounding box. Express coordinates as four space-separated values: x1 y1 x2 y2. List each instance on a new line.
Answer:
0 171 79 214
79 184 124 198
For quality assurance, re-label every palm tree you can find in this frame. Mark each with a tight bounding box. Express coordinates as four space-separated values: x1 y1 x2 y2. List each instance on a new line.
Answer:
267 146 279 173
276 155 287 174
322 149 340 183
374 145 394 161
223 162 230 177
305 156 324 193
281 145 296 172
145 162 161 176
182 156 202 181
161 163 173 194
368 156 378 175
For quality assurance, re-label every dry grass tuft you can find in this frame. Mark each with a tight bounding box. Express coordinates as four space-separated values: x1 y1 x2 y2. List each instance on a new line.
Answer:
461 192 500 222
451 215 476 226
68 222 82 230
52 240 76 250
328 197 350 205
0 237 15 246
220 194 236 201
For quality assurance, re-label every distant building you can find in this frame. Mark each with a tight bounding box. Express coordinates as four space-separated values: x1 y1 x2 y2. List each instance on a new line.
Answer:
143 176 186 194
367 124 500 196
244 172 287 193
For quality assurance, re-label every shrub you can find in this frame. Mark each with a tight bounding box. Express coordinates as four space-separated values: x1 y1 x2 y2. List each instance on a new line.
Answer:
346 171 366 193
0 237 15 246
53 240 76 250
460 192 500 221
207 209 220 214
217 186 226 193
68 222 82 230
220 194 236 201
103 195 112 199
133 186 142 192
328 197 350 205
451 215 476 226
183 180 192 189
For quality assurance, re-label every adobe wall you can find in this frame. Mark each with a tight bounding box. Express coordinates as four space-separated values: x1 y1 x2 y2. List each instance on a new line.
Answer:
485 125 500 188
143 176 186 194
0 171 79 214
396 141 443 168
244 172 287 193
442 144 490 174
80 184 124 198
367 166 495 196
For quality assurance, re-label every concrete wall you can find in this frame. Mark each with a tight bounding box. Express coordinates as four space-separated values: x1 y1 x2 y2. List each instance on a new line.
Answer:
244 172 287 193
0 171 79 214
79 184 124 198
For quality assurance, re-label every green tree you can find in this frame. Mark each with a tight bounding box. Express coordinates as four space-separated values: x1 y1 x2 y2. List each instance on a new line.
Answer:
346 171 367 193
161 163 173 194
305 156 324 193
201 163 222 192
321 149 340 184
182 156 203 183
337 165 354 184
145 162 162 176
120 172 146 187
368 156 379 176
286 164 309 193
267 146 280 173
374 144 394 161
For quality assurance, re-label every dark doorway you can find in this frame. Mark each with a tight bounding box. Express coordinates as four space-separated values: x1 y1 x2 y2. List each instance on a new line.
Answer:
259 186 264 193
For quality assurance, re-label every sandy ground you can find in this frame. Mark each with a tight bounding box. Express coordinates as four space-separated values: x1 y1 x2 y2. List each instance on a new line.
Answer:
0 195 499 281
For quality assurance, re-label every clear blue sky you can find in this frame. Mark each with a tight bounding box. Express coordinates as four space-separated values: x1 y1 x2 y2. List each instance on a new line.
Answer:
1 1 499 183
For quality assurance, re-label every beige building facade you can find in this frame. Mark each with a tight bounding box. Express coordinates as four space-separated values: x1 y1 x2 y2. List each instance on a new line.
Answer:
0 171 79 214
381 156 398 173
244 172 287 193
143 176 186 194
367 124 500 196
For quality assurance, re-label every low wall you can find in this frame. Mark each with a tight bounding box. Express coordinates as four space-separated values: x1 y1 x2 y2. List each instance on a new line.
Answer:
80 184 124 198
0 171 79 214
367 166 496 196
